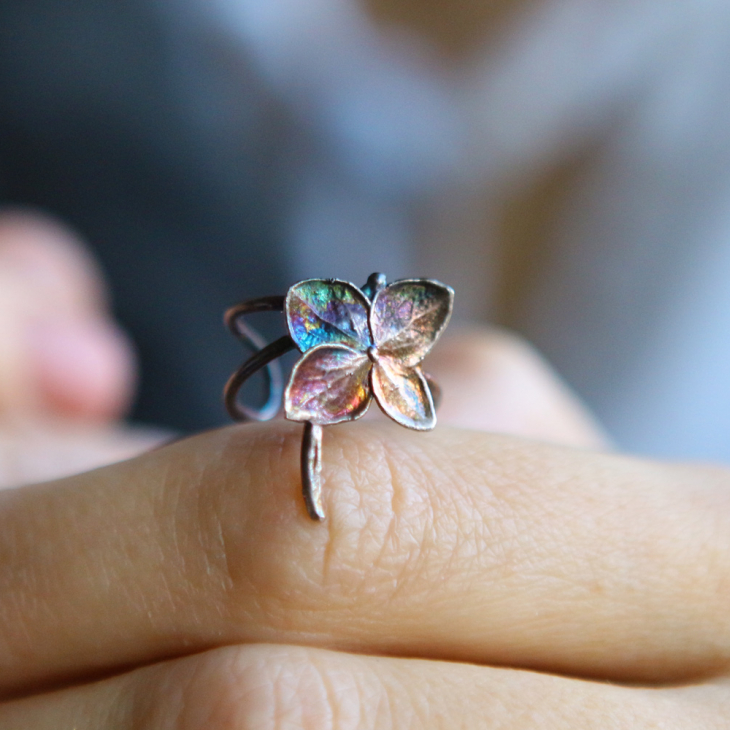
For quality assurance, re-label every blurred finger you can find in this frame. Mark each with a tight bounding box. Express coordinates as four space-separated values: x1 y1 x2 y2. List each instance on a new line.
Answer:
0 644 727 729
0 209 107 311
0 419 170 489
426 327 608 447
0 209 136 420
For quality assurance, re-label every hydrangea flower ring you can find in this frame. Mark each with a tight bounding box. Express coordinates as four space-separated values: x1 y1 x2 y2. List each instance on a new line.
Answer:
224 273 454 521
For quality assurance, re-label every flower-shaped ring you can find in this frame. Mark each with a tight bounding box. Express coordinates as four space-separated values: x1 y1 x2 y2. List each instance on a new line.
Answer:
224 273 454 521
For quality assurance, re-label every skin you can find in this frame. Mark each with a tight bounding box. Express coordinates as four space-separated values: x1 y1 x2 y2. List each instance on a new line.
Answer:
0 210 163 484
0 211 728 728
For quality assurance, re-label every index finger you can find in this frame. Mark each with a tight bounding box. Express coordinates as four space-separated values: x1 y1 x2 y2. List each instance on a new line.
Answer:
0 421 727 696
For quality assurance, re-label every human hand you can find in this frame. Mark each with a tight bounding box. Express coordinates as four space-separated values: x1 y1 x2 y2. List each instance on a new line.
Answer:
0 209 166 486
0 413 726 725
0 210 721 727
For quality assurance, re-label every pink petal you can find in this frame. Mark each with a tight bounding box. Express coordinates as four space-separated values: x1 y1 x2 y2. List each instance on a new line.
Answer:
285 345 372 425
370 279 454 367
286 279 372 353
371 356 436 431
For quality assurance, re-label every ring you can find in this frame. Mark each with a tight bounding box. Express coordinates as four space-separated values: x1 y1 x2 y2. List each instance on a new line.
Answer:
224 273 454 521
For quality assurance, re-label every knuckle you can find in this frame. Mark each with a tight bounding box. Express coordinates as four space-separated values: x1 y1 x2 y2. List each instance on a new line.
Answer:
313 426 453 602
168 645 391 730
183 423 495 640
311 424 496 614
243 424 430 622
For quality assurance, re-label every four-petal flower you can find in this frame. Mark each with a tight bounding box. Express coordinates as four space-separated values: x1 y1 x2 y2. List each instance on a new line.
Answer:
284 278 454 430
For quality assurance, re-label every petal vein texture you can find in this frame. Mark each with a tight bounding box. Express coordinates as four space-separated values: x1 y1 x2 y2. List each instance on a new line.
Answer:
286 280 372 353
285 345 372 425
370 280 454 367
371 359 436 430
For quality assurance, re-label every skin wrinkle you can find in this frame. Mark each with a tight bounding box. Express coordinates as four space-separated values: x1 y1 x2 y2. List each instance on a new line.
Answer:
178 648 267 729
355 511 390 598
286 650 335 730
321 427 362 590
4 477 138 676
281 657 307 729
215 427 299 627
153 655 198 730
0 493 42 666
288 428 428 641
333 432 399 604
245 430 378 636
354 658 397 730
373 436 414 606
239 647 287 730
146 453 215 637
372 671 397 730
418 440 508 624
364 432 436 610
157 461 191 626
406 494 455 614
371 433 483 646
174 648 237 730
2 643 730 727
135 443 220 644
520 444 712 672
187 651 246 730
403 666 434 730
315 657 353 730
217 650 279 730
381 441 401 565
245 426 727 676
191 474 235 627
351 662 379 730
496 488 627 662
117 487 169 630
1 422 730 700
265 657 286 730
193 428 263 607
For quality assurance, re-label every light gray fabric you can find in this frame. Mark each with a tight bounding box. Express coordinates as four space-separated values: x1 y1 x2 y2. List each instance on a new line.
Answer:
474 0 730 459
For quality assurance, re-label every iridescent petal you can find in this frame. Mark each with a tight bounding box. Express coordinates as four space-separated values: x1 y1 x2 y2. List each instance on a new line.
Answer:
285 345 372 425
370 279 454 367
286 279 372 353
371 356 436 431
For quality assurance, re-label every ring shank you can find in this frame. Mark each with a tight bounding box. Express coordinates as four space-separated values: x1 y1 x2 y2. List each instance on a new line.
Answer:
223 297 295 422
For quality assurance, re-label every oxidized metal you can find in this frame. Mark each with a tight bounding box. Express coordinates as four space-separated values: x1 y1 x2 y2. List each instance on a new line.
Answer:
224 273 454 521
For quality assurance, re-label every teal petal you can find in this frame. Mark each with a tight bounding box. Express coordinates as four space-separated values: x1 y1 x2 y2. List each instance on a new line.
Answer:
286 279 372 353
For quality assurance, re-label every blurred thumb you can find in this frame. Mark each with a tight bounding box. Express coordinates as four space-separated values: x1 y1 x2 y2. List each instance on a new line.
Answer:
0 210 136 421
425 327 609 449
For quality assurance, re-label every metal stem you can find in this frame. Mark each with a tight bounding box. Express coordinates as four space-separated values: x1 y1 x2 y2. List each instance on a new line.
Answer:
302 422 325 521
362 272 387 301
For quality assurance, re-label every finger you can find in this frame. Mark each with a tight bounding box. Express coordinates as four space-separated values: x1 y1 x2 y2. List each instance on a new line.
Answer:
0 209 136 420
425 327 609 448
0 209 106 311
1 645 727 729
0 422 728 694
0 419 170 489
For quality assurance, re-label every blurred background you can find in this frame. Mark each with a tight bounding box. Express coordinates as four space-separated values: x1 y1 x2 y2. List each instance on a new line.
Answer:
1 0 730 460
